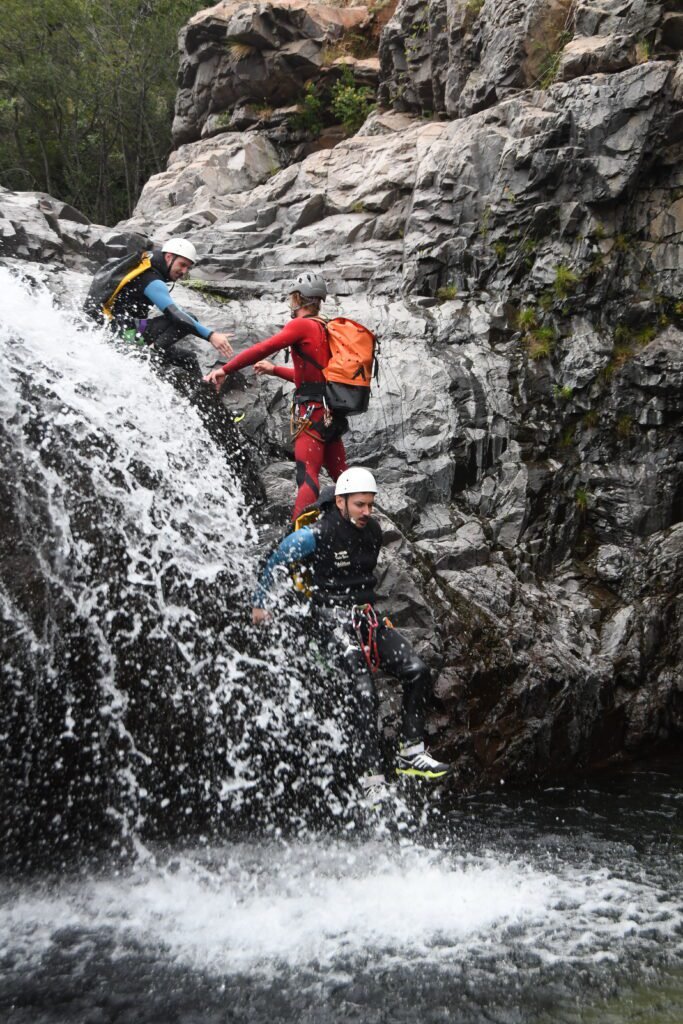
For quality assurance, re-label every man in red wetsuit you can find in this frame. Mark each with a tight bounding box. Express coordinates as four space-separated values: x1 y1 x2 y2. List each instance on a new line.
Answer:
204 272 348 519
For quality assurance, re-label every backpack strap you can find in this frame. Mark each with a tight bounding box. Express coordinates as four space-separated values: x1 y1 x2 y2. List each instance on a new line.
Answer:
290 314 329 374
292 346 325 372
102 253 153 319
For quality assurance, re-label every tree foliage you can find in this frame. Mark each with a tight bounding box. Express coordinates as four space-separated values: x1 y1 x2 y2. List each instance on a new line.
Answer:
0 0 203 224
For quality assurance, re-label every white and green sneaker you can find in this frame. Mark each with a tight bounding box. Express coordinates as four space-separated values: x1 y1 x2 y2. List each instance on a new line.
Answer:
395 742 451 780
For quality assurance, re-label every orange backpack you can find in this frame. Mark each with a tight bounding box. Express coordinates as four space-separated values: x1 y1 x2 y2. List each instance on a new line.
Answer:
315 317 378 415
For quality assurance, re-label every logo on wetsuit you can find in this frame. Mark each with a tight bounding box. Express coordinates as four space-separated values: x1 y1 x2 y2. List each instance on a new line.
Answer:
334 550 351 569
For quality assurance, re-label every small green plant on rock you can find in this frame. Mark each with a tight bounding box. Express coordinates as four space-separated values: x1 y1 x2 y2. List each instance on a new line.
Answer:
493 240 507 260
536 29 572 88
292 82 323 137
583 409 599 429
575 487 589 511
517 306 538 331
613 233 632 253
554 264 580 299
635 324 657 346
186 281 232 304
635 39 651 63
464 0 484 31
601 342 633 380
436 284 458 301
478 205 492 239
516 304 555 360
330 67 374 135
559 425 575 448
554 384 573 400
527 326 555 360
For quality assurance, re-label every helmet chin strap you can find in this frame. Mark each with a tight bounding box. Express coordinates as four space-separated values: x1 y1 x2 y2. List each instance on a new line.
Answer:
289 295 319 318
165 254 178 290
342 496 362 526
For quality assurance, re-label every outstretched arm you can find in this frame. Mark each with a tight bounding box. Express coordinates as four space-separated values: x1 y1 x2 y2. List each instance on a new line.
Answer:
144 279 212 339
144 279 233 357
252 526 317 621
205 320 303 390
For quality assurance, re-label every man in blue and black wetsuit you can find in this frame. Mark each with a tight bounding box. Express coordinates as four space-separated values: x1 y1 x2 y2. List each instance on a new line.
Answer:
85 237 233 368
252 467 452 792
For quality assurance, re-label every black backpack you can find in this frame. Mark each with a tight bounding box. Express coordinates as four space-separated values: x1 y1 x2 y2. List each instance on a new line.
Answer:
83 250 149 320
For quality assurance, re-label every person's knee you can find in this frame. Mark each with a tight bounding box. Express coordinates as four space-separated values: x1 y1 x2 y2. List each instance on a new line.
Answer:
403 653 431 690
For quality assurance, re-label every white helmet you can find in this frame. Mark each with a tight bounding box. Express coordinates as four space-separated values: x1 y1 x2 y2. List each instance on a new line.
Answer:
162 237 198 264
335 467 377 496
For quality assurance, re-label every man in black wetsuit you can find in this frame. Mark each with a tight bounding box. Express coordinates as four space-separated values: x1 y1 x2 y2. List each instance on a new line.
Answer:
252 467 451 791
85 236 233 368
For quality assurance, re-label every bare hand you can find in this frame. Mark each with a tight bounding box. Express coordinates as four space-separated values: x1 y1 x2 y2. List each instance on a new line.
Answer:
204 367 227 391
253 360 276 376
252 607 270 625
209 331 234 359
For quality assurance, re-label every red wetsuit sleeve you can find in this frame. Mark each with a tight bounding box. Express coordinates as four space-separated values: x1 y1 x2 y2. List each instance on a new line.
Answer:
221 321 303 375
271 366 296 382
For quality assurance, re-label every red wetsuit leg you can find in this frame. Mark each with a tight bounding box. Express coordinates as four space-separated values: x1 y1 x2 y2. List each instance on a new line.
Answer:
293 429 325 520
323 437 348 481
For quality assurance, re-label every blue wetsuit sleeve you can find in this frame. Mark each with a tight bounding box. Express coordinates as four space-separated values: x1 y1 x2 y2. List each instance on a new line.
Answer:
252 527 317 607
143 279 212 340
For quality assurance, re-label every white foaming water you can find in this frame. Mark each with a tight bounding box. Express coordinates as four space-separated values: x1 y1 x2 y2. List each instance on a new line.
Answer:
0 265 255 582
1 840 680 978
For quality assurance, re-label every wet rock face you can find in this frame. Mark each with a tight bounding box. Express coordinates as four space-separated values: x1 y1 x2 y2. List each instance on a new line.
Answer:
1 0 682 793
172 0 371 146
378 0 670 119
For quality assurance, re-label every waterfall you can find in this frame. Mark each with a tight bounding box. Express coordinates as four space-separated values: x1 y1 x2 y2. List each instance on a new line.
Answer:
0 266 349 867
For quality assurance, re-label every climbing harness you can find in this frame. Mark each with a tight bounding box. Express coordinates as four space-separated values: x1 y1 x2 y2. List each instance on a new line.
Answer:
290 398 333 439
352 603 381 674
290 401 316 440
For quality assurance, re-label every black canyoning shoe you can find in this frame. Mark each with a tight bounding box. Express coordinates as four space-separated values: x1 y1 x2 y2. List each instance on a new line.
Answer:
395 747 451 780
